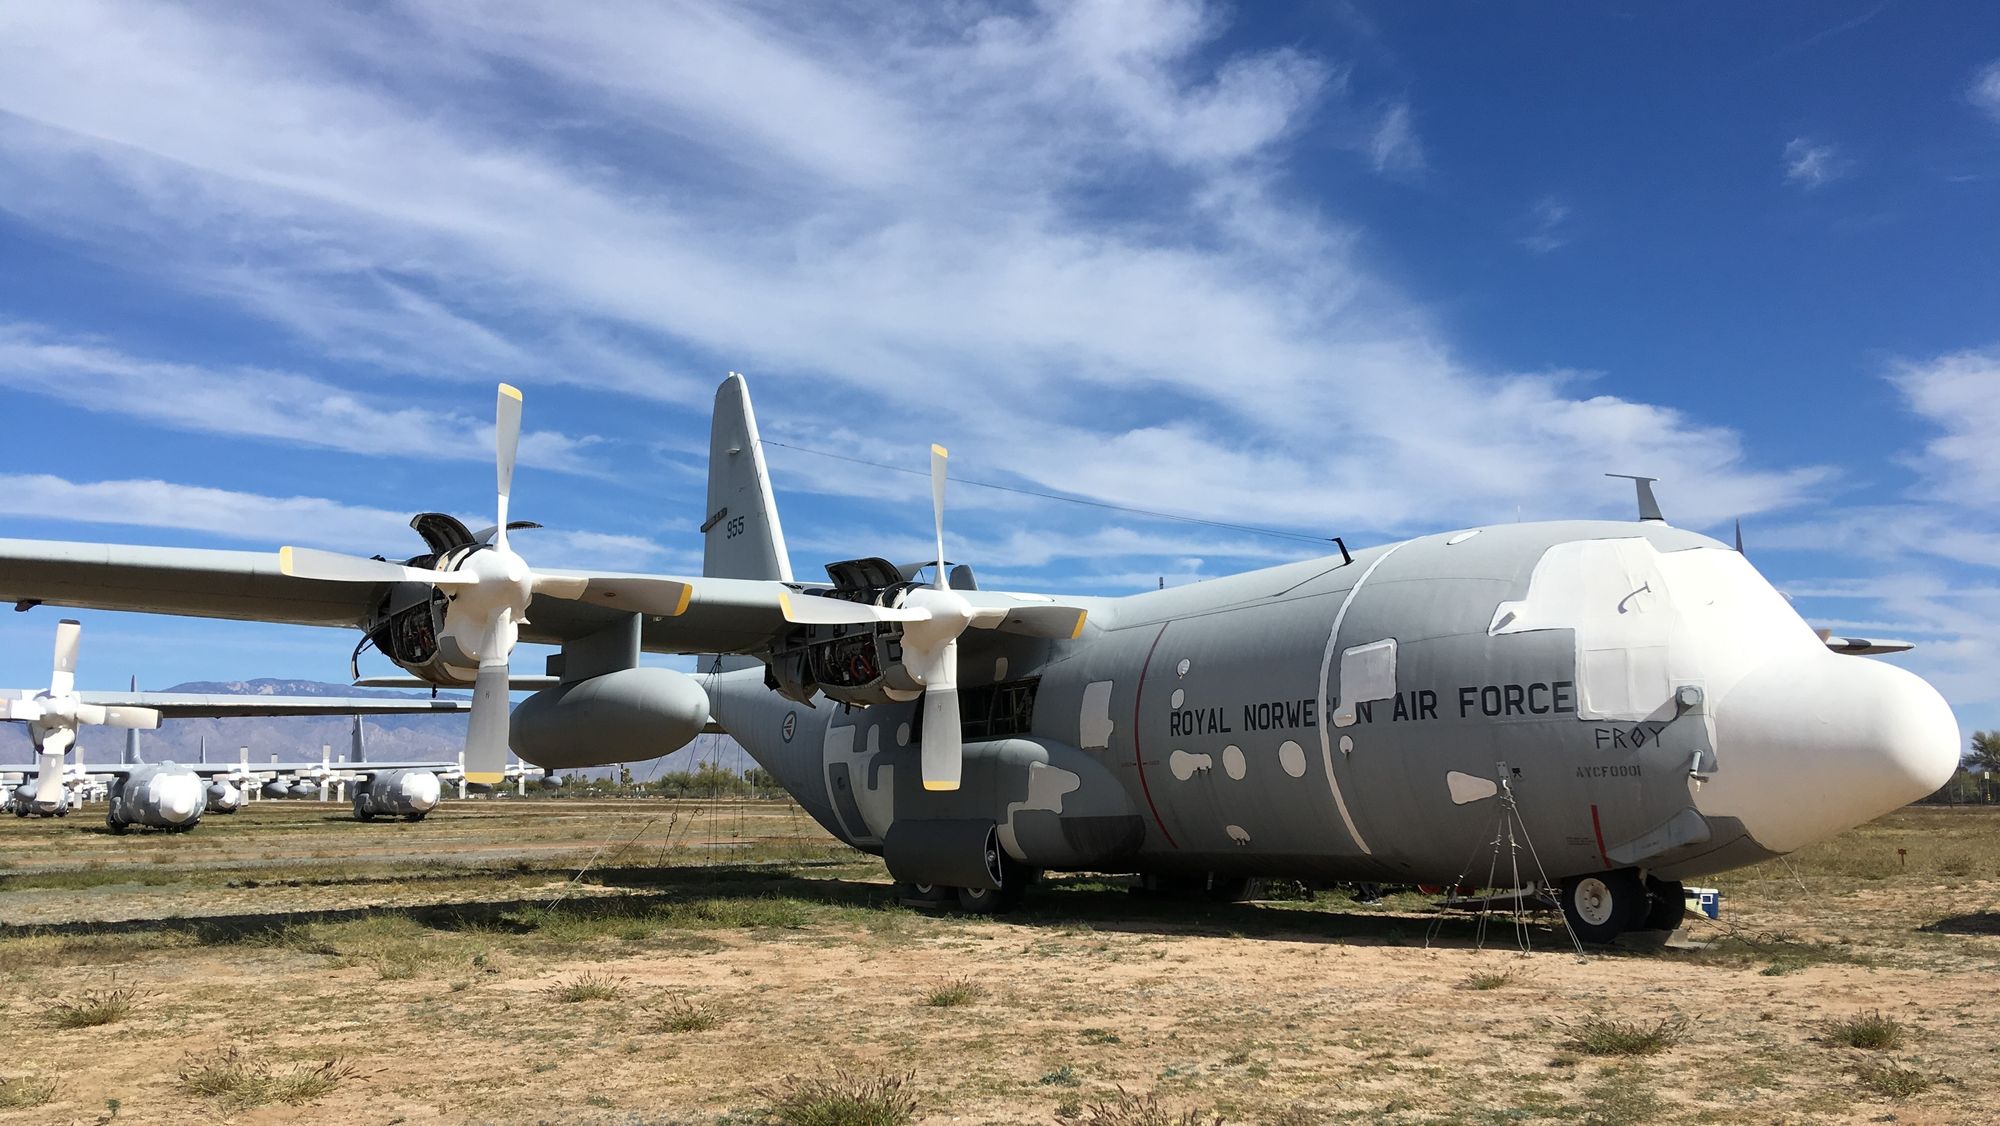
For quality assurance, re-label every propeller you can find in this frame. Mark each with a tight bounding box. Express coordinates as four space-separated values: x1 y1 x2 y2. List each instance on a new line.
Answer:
0 620 160 813
778 445 1088 792
277 384 691 784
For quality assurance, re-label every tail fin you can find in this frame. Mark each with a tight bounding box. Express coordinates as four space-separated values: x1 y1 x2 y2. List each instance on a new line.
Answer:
125 675 142 765
703 372 793 582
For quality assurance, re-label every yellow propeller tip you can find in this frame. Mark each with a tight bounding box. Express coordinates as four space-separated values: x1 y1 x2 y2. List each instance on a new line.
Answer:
922 780 960 792
931 443 948 459
464 771 504 785
277 546 295 576
1069 610 1088 640
498 383 523 401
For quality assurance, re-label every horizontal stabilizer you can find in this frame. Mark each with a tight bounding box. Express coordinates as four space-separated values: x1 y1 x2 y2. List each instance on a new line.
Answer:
1819 632 1916 656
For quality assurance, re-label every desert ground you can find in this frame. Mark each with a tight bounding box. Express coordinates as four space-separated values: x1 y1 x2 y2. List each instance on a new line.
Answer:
0 798 1995 1125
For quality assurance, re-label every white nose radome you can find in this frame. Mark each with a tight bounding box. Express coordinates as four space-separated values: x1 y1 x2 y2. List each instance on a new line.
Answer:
1698 653 1959 854
158 776 203 823
403 771 442 811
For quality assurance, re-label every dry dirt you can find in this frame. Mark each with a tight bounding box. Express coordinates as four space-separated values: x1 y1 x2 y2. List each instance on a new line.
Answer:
0 799 1996 1124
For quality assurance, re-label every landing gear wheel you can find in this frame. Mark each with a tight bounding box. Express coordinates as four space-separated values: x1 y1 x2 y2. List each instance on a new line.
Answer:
354 809 375 822
898 881 953 908
104 815 128 835
1641 876 1687 932
1206 876 1255 903
956 884 1002 914
403 813 426 822
1560 870 1645 944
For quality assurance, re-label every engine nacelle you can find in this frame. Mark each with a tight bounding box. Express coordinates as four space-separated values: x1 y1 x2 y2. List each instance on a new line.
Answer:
205 780 244 813
354 769 441 820
510 668 711 771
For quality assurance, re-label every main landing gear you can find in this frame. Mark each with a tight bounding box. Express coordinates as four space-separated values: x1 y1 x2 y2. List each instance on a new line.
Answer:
897 859 1039 915
1558 869 1685 944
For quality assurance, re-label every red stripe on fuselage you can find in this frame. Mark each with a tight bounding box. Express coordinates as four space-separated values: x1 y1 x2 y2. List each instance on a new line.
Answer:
1132 623 1177 849
1589 803 1610 867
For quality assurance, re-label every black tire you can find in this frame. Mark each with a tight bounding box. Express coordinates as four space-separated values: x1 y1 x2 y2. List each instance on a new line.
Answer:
1559 870 1646 944
898 881 952 907
105 815 129 835
956 884 1003 914
403 813 426 823
354 809 375 822
1641 876 1687 932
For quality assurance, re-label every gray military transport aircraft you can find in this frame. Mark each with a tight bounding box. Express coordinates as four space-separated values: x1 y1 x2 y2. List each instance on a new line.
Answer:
0 377 1960 941
1 620 469 829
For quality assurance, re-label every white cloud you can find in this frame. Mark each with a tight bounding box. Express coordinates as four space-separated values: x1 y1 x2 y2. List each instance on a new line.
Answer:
1782 136 1847 188
0 322 606 474
1970 59 2000 124
1890 349 2000 509
1367 102 1425 177
0 1 1829 552
1518 195 1571 253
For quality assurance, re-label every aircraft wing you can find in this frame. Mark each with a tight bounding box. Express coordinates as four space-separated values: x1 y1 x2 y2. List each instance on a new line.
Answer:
0 538 790 653
71 692 472 718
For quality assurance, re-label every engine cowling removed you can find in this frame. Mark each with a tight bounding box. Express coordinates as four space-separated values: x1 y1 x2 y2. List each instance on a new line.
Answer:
510 668 710 771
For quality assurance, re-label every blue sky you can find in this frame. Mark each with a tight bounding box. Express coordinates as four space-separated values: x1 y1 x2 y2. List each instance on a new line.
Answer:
0 1 1994 744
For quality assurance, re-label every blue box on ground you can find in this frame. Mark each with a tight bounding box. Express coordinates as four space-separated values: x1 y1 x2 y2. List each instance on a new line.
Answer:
1685 887 1721 920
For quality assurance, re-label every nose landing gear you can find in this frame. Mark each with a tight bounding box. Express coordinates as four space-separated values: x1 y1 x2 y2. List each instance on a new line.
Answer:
1559 869 1686 944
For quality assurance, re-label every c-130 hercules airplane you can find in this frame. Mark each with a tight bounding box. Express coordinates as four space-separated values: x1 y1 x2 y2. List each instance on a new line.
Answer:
0 376 1959 942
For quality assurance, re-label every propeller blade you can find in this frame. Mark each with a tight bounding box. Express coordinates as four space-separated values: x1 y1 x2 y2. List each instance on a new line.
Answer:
51 618 80 697
0 697 42 722
779 592 928 626
974 602 1088 639
919 647 962 792
474 520 543 544
32 729 72 808
571 576 694 616
930 444 949 591
463 657 512 785
71 703 106 726
279 546 478 587
494 384 523 549
531 573 592 600
99 706 162 730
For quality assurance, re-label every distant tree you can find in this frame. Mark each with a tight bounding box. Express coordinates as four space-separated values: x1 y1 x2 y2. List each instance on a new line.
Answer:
1967 730 2000 774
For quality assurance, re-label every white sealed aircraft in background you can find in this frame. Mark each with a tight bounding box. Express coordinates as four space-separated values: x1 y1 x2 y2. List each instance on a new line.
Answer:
1 620 468 830
0 377 1959 941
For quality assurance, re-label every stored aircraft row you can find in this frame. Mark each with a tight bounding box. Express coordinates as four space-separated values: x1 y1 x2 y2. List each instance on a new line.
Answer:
0 375 1959 941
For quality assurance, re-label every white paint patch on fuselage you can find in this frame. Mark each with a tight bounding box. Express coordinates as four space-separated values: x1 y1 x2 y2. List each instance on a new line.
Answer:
996 761 1081 862
1226 824 1250 845
1170 688 1184 709
1316 541 1410 856
1221 744 1246 780
1446 771 1498 805
1079 680 1115 750
1278 740 1307 778
1168 750 1212 780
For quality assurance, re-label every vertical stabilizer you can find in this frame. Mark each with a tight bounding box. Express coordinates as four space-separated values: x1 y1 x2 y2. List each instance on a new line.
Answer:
703 373 794 581
125 675 142 765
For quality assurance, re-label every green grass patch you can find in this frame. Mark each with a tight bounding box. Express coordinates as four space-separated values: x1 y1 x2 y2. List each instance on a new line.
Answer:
177 1047 356 1108
0 1075 57 1109
1559 1015 1689 1056
544 972 627 1003
43 983 144 1029
1852 1058 1935 1098
761 1069 918 1125
650 996 723 1032
920 977 984 1008
1464 967 1518 990
1823 1010 1904 1050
